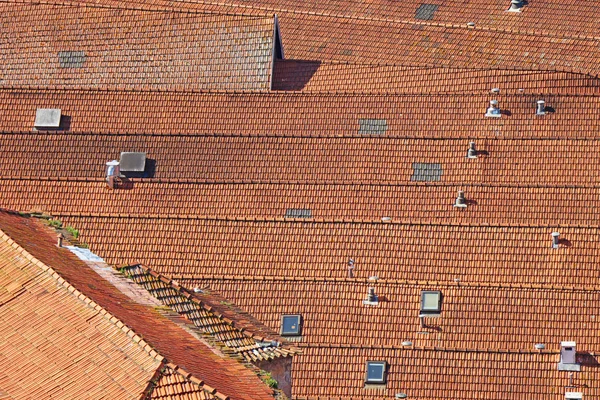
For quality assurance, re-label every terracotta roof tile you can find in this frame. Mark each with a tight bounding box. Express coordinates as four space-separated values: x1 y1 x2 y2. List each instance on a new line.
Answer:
47 217 600 287
189 279 600 351
273 61 600 94
0 211 276 400
0 91 599 136
0 214 162 398
0 4 276 91
149 366 219 400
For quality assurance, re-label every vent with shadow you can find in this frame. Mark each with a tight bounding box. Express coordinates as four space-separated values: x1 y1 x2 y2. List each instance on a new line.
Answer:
411 162 442 182
119 152 156 178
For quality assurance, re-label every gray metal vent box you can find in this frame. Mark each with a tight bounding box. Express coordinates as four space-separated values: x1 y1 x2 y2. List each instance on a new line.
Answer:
119 152 147 172
34 108 61 129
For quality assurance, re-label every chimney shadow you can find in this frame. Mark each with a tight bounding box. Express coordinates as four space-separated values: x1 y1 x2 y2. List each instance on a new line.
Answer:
474 150 490 157
466 199 478 206
544 106 556 114
578 353 599 367
272 59 322 91
377 295 390 303
558 238 572 248
59 115 71 131
501 110 512 116
114 178 134 190
121 158 156 179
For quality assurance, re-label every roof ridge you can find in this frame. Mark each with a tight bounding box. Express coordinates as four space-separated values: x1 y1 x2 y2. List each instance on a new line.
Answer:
295 342 568 355
178 275 600 294
48 212 600 230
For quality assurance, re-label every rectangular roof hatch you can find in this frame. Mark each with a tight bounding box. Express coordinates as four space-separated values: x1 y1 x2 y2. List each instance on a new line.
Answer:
34 108 61 130
285 208 312 218
119 152 147 172
565 393 583 400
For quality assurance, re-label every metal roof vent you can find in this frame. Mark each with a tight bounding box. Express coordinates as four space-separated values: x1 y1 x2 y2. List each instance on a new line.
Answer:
466 142 478 159
536 100 546 115
552 232 560 249
395 394 408 399
491 88 500 94
485 100 501 117
454 190 467 208
565 393 583 400
507 0 523 12
119 152 147 172
558 341 580 371
466 22 475 28
348 258 355 278
363 287 379 305
401 341 413 346
535 343 546 350
34 108 61 130
106 160 120 189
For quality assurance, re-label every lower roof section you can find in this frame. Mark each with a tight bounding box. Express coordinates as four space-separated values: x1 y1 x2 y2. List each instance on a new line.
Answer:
290 346 598 399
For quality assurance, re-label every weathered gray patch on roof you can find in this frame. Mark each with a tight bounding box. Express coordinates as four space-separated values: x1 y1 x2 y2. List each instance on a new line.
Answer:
285 208 312 218
415 4 439 21
411 163 442 182
358 119 388 135
58 51 86 68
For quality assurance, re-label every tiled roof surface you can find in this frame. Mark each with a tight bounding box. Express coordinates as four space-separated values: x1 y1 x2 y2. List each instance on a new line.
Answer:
1 91 600 136
0 3 275 91
291 346 600 399
123 264 298 363
187 279 600 350
71 0 600 75
148 365 218 400
273 62 600 94
0 211 275 400
0 213 162 399
3 134 600 186
44 217 600 287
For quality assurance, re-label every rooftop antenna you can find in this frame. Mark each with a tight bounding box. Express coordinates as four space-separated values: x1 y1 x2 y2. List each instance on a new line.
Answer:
348 258 355 278
467 141 478 159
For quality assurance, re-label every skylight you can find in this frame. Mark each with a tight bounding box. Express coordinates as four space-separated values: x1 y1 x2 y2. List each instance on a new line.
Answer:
285 208 312 218
411 163 442 182
358 119 388 134
420 290 442 316
281 315 301 336
365 361 387 384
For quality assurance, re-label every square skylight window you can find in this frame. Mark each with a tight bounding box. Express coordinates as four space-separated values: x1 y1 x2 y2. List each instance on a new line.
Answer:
420 290 442 316
281 314 301 336
365 361 387 384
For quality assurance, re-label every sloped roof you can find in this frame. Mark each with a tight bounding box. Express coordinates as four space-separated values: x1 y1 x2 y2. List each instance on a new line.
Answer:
273 61 600 94
0 211 276 400
2 90 600 136
123 264 298 363
148 365 220 400
0 3 276 91
0 214 162 399
69 0 600 75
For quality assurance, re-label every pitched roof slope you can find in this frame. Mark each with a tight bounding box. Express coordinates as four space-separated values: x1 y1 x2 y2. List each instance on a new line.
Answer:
0 213 163 399
0 211 276 400
0 3 275 91
273 61 600 94
2 90 600 137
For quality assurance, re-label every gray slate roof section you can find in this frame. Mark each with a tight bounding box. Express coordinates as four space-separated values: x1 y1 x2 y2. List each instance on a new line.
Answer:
358 119 388 134
285 209 312 218
411 162 443 182
58 51 86 68
415 4 439 21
